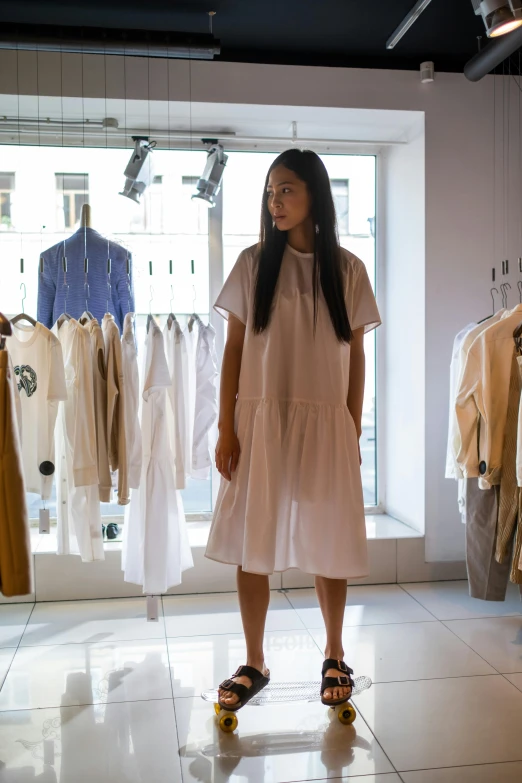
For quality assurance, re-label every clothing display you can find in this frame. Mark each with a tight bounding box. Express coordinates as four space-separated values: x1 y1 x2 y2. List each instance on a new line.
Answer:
53 318 104 562
6 321 67 499
0 347 33 597
122 313 142 489
38 227 134 333
449 304 522 599
123 319 193 594
103 313 129 505
456 304 522 487
206 242 381 578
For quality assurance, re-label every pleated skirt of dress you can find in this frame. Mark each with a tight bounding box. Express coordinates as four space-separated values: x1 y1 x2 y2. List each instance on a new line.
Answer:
206 397 369 579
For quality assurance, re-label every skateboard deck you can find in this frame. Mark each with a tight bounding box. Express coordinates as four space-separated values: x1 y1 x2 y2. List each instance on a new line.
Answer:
202 675 372 707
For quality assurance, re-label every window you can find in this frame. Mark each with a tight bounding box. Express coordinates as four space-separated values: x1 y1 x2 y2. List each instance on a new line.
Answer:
0 172 15 229
0 145 378 528
331 178 350 235
130 174 164 233
181 176 208 235
56 173 89 230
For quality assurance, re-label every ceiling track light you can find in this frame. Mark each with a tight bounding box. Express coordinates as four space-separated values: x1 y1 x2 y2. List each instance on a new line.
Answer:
472 0 522 38
386 0 434 50
120 137 156 204
191 143 228 208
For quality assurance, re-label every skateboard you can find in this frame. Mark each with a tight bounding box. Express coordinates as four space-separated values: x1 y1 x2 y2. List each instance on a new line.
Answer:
202 675 372 733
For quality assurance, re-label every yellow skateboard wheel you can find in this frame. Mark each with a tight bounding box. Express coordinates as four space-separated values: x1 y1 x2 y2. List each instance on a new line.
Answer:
218 711 238 733
337 703 356 725
214 703 221 716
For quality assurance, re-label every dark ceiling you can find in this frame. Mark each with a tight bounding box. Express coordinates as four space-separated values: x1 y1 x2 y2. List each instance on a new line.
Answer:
0 0 488 73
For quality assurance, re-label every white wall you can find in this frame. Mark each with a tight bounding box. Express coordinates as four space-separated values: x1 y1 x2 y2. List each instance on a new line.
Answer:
1 51 517 563
382 120 426 534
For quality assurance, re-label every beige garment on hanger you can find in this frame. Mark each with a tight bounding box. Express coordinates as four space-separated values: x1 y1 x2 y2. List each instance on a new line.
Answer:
0 350 33 597
495 349 522 583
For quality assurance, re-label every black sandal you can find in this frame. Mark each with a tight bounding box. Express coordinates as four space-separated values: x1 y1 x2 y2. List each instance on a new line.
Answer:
218 665 270 712
320 658 354 707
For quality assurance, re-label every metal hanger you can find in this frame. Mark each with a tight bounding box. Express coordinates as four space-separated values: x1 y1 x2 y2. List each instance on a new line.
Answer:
500 282 511 309
56 255 72 328
10 283 37 327
146 286 155 333
167 284 177 329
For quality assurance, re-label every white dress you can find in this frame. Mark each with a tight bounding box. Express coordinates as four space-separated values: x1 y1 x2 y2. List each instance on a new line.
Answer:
205 243 381 579
122 320 193 593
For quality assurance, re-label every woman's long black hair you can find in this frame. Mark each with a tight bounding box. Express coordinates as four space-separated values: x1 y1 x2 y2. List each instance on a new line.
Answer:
253 148 353 343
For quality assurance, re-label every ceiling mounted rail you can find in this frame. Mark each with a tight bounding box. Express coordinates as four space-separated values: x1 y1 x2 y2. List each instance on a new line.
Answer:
0 22 220 60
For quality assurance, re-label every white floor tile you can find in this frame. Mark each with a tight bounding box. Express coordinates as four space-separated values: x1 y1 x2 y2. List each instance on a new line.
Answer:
401 762 522 782
168 629 323 699
20 597 166 646
163 590 304 638
444 616 522 673
504 672 522 691
0 603 33 648
401 580 522 621
310 621 495 684
286 585 435 629
0 699 182 782
0 639 172 711
175 695 394 782
0 648 15 690
353 675 522 771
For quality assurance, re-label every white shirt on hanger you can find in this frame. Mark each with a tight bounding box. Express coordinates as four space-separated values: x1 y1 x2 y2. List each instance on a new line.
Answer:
192 322 218 480
122 313 142 490
6 321 67 499
122 319 193 594
53 318 104 562
164 318 187 490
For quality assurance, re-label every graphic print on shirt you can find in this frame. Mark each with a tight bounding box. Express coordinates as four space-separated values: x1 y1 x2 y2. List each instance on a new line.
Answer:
14 364 37 397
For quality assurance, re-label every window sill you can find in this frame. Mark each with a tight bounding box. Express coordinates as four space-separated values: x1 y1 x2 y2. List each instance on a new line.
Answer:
30 513 421 555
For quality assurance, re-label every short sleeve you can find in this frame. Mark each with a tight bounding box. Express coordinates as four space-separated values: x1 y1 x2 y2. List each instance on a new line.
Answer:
214 249 253 325
346 255 381 334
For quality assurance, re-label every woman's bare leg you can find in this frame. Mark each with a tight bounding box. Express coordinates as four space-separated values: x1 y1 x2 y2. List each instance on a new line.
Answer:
315 576 351 701
218 567 270 706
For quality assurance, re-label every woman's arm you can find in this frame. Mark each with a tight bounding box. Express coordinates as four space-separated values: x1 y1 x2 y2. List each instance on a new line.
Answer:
347 327 366 460
215 314 246 480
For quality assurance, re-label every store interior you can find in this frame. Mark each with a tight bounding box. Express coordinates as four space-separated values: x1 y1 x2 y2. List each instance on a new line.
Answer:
2 1 522 781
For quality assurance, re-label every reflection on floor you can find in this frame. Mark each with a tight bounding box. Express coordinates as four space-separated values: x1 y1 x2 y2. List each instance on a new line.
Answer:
1 580 522 782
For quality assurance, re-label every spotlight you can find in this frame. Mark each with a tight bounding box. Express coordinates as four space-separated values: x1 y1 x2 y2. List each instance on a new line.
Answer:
119 137 156 203
472 1 522 38
191 143 228 207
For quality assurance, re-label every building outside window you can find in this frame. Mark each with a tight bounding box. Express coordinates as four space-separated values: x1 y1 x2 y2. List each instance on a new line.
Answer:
330 178 350 235
56 173 89 230
130 174 164 233
181 176 208 235
0 172 15 229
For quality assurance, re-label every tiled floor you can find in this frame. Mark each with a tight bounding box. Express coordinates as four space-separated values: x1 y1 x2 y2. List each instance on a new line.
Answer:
1 581 522 782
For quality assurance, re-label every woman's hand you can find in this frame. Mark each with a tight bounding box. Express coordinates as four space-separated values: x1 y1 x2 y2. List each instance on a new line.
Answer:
215 429 241 481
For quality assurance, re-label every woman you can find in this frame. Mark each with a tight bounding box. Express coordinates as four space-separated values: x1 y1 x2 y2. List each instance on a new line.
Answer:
206 148 381 712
